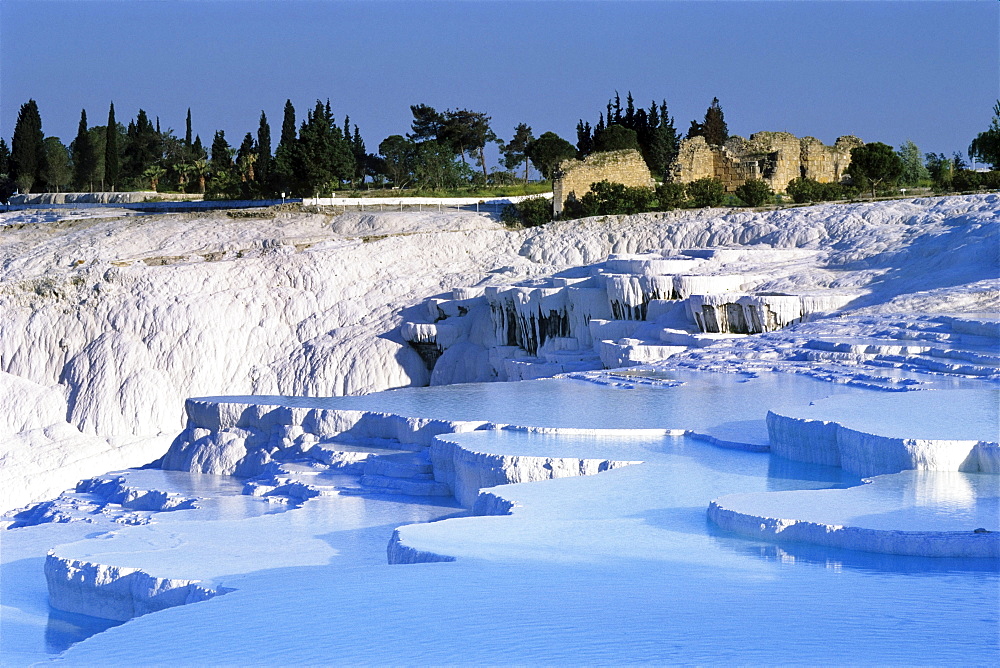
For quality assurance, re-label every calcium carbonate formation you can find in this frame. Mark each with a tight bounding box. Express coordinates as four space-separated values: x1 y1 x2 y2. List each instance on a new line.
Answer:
1 195 997 635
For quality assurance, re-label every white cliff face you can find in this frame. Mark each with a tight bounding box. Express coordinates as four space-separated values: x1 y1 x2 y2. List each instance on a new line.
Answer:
0 210 534 511
0 371 168 512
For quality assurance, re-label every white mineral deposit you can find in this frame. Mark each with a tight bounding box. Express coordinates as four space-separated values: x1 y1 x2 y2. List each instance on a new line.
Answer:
1 195 997 666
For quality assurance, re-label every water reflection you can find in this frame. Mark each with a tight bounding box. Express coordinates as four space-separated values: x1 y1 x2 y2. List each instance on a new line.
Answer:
714 534 1000 575
45 608 122 655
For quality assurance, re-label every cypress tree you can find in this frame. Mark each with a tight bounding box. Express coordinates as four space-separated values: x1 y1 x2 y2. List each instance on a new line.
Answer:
11 99 47 193
273 99 297 194
702 97 728 146
624 92 635 130
256 110 272 191
351 125 367 185
105 102 120 190
575 120 593 158
185 108 193 146
72 109 97 191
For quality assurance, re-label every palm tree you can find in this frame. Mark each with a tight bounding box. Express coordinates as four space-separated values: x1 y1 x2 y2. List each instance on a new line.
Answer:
191 159 209 194
175 162 193 193
143 165 167 192
237 152 257 183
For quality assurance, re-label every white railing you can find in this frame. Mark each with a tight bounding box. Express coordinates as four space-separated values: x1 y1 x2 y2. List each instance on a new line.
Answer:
302 192 552 214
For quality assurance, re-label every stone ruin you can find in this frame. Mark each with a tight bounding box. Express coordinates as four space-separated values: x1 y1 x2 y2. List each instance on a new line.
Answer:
550 135 862 214
669 132 863 194
552 150 655 216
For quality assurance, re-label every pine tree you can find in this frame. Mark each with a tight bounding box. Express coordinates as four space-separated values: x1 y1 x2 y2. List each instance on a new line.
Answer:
105 102 119 190
295 102 332 196
0 138 11 176
11 99 47 193
211 130 234 171
701 97 728 146
72 109 97 191
0 138 12 202
502 123 535 182
408 104 444 143
192 135 206 160
641 100 679 177
256 111 272 192
123 109 158 184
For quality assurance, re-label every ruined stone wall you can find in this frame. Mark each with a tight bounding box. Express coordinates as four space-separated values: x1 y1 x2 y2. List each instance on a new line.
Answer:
671 137 717 184
800 136 863 183
552 150 655 216
743 132 802 192
669 132 863 193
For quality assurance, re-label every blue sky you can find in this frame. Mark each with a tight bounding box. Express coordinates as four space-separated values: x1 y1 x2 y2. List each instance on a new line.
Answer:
1 1 997 163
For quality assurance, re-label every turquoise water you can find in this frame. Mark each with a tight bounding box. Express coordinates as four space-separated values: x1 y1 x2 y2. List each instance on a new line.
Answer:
29 431 1000 666
6 371 999 665
213 371 899 446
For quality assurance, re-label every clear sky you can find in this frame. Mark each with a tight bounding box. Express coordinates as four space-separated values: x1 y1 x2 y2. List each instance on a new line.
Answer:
1 0 997 164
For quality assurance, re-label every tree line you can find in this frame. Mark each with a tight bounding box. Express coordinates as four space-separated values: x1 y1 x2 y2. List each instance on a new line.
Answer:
0 92 722 199
2 95 998 204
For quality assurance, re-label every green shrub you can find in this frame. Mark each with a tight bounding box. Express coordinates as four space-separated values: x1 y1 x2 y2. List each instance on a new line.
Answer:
734 179 773 206
578 180 655 216
560 192 595 219
785 177 819 203
686 177 725 208
818 181 846 201
980 170 1000 190
654 182 687 210
952 170 983 192
501 196 552 228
